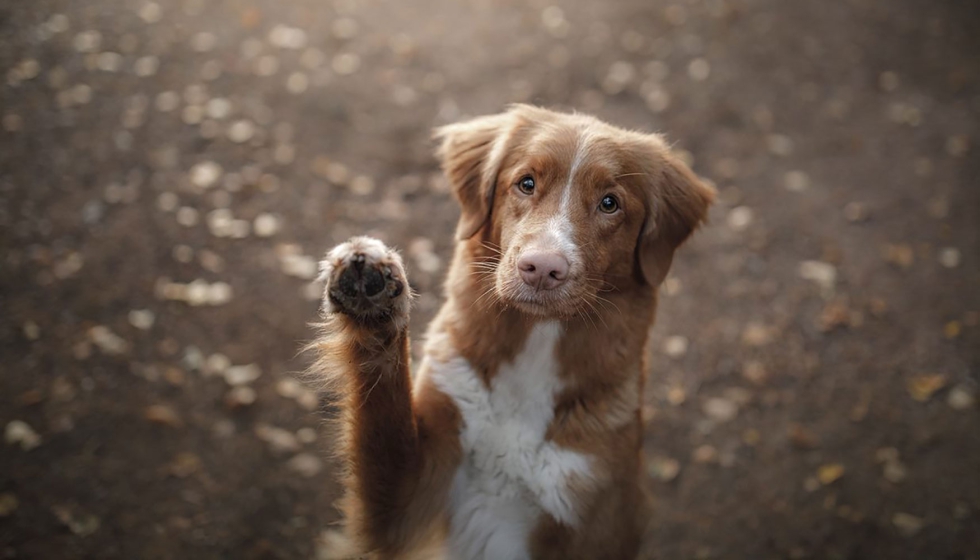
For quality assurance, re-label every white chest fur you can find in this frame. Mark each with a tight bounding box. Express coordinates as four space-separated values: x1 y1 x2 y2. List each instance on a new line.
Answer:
426 321 594 560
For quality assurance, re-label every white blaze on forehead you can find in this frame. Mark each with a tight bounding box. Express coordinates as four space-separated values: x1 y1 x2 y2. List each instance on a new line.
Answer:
542 128 595 266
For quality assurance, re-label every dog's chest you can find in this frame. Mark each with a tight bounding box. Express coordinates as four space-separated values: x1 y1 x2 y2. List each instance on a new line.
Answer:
428 321 593 559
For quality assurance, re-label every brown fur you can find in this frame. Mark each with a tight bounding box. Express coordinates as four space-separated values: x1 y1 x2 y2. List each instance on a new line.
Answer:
311 105 714 559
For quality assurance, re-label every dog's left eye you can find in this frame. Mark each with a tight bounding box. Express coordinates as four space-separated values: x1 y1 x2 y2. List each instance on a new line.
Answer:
517 176 535 195
598 195 619 213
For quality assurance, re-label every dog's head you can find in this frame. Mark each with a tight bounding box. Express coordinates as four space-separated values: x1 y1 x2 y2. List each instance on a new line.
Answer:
435 104 715 318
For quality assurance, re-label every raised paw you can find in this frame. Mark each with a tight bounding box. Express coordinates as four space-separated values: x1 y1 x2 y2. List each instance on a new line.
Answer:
319 237 411 326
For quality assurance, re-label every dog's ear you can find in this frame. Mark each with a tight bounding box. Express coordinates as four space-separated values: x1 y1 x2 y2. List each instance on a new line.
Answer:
636 147 715 286
433 112 517 240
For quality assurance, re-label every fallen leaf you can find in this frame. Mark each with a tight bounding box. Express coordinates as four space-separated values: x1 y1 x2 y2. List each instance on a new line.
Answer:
907 374 947 402
817 463 845 485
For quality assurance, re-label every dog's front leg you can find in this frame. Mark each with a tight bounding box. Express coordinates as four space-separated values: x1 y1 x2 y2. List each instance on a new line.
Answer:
314 237 456 557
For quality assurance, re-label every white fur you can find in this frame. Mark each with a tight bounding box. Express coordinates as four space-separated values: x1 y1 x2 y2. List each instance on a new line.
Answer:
424 321 594 560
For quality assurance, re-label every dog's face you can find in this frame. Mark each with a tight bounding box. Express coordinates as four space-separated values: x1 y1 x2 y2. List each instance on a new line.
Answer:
435 105 715 318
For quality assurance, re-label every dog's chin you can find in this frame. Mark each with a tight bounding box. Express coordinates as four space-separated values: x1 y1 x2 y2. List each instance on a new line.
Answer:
498 287 584 319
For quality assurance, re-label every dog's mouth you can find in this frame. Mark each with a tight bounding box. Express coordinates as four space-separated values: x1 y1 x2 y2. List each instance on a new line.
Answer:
494 275 588 318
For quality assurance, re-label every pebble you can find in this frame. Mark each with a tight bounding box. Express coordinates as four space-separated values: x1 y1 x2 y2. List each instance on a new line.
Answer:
52 505 100 536
692 445 718 464
268 25 307 50
663 335 689 358
280 253 318 280
156 192 178 212
784 170 810 192
766 134 794 156
648 456 681 482
687 58 710 81
296 427 317 444
224 363 261 386
198 250 225 273
226 386 257 407
726 206 754 231
408 238 441 273
206 208 234 237
349 175 376 196
798 260 837 292
741 360 768 385
128 309 155 330
255 55 280 76
205 353 231 376
144 404 182 428
331 53 361 75
155 91 180 112
133 55 159 77
190 32 217 53
190 161 222 188
882 459 908 484
300 48 325 69
96 52 123 72
21 320 43 342
276 379 304 399
892 512 925 537
602 61 636 95
139 2 162 23
171 245 194 263
252 213 279 237
273 144 296 165
947 385 976 410
644 87 671 113
88 326 129 355
255 424 301 454
46 13 70 33
4 420 42 451
843 201 868 222
331 18 359 40
227 120 256 143
287 453 324 477
938 247 960 268
741 322 775 347
207 282 233 305
883 243 914 268
286 72 309 94
72 30 102 53
206 98 232 120
175 206 199 227
702 397 738 423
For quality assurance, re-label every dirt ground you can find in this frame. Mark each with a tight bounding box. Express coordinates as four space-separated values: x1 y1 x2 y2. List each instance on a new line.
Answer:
1 0 978 558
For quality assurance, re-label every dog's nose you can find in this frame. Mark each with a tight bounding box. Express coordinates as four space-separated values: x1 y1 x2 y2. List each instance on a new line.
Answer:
518 251 569 290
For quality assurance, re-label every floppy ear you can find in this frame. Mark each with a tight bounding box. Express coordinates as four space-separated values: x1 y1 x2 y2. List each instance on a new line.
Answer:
637 151 716 286
433 112 516 240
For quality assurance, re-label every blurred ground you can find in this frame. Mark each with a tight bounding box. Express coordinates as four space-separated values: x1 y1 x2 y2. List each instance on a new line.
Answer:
1 0 979 558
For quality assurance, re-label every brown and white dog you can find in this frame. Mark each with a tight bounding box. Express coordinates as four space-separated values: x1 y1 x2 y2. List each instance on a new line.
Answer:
312 105 714 559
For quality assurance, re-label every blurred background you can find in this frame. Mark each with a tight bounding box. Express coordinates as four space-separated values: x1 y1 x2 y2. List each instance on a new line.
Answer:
1 0 978 558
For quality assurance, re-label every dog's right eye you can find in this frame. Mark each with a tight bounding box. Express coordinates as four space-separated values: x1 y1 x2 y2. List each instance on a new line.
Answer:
517 176 535 195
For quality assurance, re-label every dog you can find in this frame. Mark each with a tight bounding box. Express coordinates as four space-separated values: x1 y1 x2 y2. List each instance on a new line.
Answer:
311 104 714 559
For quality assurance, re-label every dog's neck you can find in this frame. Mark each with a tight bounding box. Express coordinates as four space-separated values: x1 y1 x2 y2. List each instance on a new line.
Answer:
429 239 659 394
